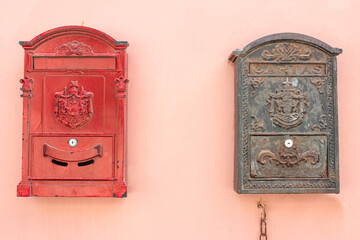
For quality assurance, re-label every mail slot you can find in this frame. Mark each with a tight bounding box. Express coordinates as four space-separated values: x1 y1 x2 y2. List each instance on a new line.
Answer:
229 33 342 194
17 26 129 197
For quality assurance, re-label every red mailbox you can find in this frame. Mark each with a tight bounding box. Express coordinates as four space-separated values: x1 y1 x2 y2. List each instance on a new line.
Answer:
17 26 129 197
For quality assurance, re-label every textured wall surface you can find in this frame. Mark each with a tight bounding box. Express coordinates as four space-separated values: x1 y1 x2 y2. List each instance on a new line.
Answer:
0 0 359 239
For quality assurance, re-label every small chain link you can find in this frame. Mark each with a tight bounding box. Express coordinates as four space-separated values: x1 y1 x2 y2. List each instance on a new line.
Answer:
258 202 267 240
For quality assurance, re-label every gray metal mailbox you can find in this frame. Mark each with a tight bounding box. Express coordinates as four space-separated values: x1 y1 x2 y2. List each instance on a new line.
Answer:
229 33 342 194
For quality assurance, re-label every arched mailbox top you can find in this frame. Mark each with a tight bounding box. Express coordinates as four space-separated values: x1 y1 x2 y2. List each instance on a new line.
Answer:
19 26 128 72
19 25 128 50
229 32 342 62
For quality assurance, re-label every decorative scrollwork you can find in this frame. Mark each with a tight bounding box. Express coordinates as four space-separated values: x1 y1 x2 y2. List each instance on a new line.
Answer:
56 40 94 55
267 78 309 129
20 76 34 98
246 180 335 189
312 114 327 131
114 77 129 98
250 170 258 177
249 114 265 132
326 60 336 179
261 43 311 61
241 59 251 180
309 77 325 94
248 78 265 95
257 148 319 168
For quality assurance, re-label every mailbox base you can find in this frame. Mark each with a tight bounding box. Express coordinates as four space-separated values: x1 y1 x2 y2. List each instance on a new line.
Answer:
17 180 127 198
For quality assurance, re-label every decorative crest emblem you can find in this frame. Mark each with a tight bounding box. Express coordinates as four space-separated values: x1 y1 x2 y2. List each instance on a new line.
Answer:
54 81 94 128
267 78 309 129
261 43 311 61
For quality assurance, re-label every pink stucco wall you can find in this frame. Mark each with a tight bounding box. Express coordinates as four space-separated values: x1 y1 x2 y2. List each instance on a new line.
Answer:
0 0 359 239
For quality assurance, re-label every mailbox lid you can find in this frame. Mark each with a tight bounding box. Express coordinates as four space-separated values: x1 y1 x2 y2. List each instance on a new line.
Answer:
31 135 114 180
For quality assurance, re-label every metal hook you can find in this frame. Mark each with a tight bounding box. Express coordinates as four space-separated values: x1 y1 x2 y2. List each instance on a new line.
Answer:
257 201 266 221
257 201 265 209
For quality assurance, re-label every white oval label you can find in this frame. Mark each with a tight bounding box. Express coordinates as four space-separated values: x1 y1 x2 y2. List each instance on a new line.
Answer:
69 138 78 147
284 139 293 148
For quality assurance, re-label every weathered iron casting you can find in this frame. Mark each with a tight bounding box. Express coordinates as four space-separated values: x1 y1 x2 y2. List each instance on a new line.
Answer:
229 33 342 193
17 26 129 197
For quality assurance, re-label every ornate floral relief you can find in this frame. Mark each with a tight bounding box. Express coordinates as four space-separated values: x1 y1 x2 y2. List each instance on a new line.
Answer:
55 40 94 55
248 78 265 95
54 81 94 128
20 76 34 97
312 114 327 131
249 114 265 132
114 77 129 98
257 148 319 168
261 43 311 61
250 170 258 177
309 78 325 94
267 78 309 129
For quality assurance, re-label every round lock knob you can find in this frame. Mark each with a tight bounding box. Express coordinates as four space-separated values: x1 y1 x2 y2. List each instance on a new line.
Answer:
68 138 78 147
284 139 293 148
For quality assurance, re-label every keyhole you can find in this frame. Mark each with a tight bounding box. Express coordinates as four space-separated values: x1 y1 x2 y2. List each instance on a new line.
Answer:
69 138 78 147
284 139 293 148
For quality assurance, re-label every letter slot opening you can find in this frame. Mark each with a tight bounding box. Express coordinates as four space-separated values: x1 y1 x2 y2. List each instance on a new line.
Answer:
51 159 68 167
78 159 95 167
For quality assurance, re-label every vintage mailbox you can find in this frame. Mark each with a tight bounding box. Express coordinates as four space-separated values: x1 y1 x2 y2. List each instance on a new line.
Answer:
17 26 129 197
229 33 342 193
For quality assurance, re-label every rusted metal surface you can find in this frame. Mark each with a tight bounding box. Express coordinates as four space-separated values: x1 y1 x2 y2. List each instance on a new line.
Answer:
17 26 129 197
257 202 267 240
229 33 342 193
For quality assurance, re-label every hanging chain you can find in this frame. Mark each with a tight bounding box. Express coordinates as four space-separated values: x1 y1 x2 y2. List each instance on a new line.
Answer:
257 202 267 240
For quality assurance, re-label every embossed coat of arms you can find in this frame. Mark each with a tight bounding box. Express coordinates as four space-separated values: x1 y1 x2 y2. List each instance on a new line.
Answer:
267 78 309 129
54 81 94 128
